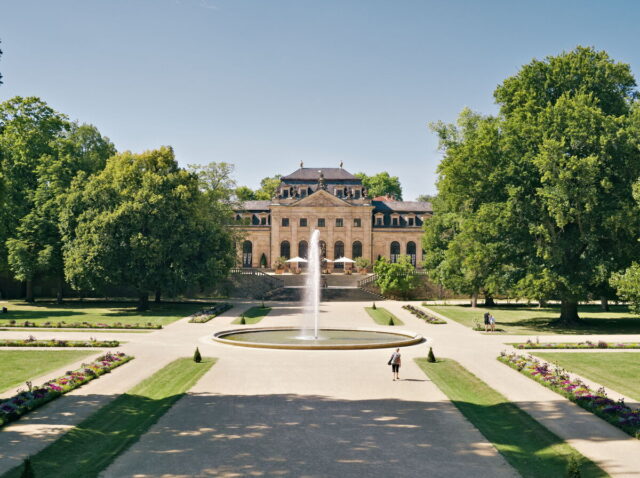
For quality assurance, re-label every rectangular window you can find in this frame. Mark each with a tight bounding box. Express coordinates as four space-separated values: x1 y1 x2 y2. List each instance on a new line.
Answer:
408 217 414 226
261 217 267 225
318 218 325 227
282 218 289 227
300 218 307 227
354 190 361 199
336 218 344 227
336 190 343 198
392 217 398 226
354 218 361 228
376 217 383 226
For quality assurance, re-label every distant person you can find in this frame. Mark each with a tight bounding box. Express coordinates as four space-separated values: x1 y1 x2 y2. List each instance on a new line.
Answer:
489 314 496 332
388 348 401 380
483 312 490 332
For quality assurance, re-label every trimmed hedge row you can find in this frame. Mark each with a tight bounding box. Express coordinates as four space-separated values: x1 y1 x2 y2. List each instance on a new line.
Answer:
0 352 133 428
402 305 447 324
188 303 233 323
0 338 120 348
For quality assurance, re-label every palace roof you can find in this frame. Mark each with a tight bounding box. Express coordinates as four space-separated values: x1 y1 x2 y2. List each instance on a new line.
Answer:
372 200 432 213
281 167 359 182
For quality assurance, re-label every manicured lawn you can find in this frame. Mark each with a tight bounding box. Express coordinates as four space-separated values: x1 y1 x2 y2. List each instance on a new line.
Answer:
533 352 640 402
427 304 640 335
416 358 607 478
3 357 215 478
232 306 272 324
0 300 212 327
365 307 404 326
0 350 95 393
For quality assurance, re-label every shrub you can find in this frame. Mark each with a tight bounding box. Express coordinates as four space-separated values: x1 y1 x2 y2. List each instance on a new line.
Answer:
20 457 34 478
427 347 436 363
388 318 394 326
240 315 246 325
193 347 202 363
566 455 581 478
372 302 377 310
597 340 608 349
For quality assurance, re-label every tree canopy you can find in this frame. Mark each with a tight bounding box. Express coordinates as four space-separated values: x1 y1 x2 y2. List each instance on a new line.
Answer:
424 46 640 322
61 147 235 309
6 123 116 301
374 255 419 299
355 172 402 199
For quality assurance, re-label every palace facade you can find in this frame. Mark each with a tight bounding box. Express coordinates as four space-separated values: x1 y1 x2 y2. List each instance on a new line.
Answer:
233 166 432 269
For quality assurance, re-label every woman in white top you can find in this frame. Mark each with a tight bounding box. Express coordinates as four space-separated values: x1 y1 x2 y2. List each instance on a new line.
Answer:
389 348 401 380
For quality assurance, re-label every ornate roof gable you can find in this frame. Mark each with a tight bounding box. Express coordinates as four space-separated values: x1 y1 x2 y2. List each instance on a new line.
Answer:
291 189 353 207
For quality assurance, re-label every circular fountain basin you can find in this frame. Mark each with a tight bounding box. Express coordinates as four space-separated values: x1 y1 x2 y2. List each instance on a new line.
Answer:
213 327 423 350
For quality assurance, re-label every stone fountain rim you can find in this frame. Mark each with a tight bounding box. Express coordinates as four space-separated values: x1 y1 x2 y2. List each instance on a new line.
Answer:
212 326 424 350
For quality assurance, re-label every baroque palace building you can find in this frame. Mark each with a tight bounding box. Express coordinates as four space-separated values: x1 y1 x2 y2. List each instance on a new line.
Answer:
233 166 432 269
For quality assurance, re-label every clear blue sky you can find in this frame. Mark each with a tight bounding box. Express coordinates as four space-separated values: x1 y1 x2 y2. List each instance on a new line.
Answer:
1 0 639 200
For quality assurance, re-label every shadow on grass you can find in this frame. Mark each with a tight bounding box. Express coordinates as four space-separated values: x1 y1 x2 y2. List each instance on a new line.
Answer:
508 317 640 335
1 393 185 478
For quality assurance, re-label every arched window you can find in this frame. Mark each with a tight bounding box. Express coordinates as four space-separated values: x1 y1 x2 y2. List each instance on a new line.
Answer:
298 240 308 259
334 241 345 269
280 241 290 259
242 241 252 268
407 241 416 266
390 241 401 263
352 241 362 259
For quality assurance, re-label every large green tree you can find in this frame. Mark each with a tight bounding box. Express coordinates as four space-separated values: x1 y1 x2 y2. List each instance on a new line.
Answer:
6 123 115 301
61 146 235 310
428 47 640 322
355 172 402 199
0 97 69 287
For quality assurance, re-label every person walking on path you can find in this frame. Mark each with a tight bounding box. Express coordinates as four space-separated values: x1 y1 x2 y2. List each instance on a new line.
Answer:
489 314 496 332
389 348 401 381
483 312 490 332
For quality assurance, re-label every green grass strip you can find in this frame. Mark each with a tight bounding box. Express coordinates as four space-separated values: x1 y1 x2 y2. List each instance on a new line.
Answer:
0 350 94 392
232 306 271 324
3 357 215 478
415 358 608 478
365 307 403 326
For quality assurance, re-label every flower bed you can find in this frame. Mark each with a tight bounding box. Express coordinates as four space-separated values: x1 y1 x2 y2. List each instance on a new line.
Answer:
402 305 446 324
188 303 233 323
0 337 120 347
512 340 640 350
0 352 133 428
0 320 161 329
498 351 640 439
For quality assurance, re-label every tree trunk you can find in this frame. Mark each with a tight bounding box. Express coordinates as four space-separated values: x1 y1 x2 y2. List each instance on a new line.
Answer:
137 292 149 311
559 299 580 323
56 276 64 304
25 280 34 303
600 297 609 312
155 290 162 303
484 294 495 307
538 298 547 308
470 292 478 308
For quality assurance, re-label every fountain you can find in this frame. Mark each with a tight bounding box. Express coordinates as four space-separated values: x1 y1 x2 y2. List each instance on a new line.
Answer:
213 230 423 350
301 229 321 339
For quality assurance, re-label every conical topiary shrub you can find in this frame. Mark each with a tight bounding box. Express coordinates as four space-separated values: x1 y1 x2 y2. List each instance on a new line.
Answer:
388 317 394 326
566 455 581 478
427 347 436 363
372 302 377 310
193 347 202 363
21 457 34 478
240 315 246 325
